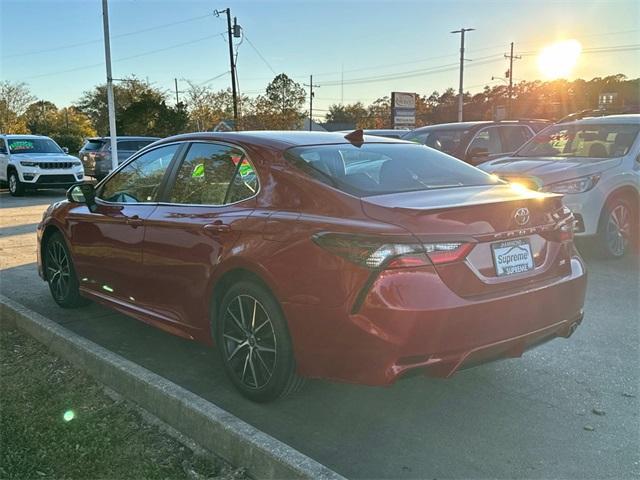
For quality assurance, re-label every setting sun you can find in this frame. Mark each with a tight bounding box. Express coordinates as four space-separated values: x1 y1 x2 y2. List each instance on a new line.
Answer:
537 39 582 79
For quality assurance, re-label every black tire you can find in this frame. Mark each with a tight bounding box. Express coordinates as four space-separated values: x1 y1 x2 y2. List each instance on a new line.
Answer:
44 232 89 308
216 280 304 402
597 195 637 258
8 170 24 196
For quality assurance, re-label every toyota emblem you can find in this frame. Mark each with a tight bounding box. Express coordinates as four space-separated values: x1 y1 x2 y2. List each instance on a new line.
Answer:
514 207 530 226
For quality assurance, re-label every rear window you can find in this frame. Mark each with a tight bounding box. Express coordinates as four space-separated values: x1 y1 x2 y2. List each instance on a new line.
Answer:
285 143 499 197
118 140 156 151
83 140 105 151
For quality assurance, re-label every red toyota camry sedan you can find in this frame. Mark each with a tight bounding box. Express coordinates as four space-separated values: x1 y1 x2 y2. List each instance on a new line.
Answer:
37 131 587 402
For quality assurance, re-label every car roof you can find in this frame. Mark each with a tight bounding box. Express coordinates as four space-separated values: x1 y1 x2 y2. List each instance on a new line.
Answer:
155 130 406 150
87 136 161 141
409 121 490 132
3 134 54 140
558 114 640 126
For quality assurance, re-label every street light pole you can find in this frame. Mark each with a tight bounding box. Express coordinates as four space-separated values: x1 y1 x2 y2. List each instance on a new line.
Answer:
451 27 474 122
101 0 118 173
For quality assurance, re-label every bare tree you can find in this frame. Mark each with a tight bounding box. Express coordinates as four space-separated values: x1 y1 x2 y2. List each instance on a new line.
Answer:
0 81 36 133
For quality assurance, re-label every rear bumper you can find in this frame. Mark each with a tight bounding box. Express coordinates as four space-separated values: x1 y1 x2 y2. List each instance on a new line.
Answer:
285 255 587 385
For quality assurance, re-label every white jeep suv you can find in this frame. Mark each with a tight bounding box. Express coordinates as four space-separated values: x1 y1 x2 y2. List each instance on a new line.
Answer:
480 115 640 258
0 134 84 196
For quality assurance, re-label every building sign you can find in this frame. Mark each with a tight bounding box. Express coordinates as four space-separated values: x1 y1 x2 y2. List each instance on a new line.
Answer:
391 92 416 129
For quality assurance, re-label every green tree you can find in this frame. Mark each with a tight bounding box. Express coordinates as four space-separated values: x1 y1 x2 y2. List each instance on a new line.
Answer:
325 102 368 125
118 91 189 137
251 74 306 130
75 77 167 135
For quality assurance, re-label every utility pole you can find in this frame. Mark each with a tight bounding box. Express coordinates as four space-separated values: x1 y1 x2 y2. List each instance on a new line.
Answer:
174 78 180 105
451 27 474 122
215 8 241 130
304 75 320 131
101 0 118 173
504 42 521 119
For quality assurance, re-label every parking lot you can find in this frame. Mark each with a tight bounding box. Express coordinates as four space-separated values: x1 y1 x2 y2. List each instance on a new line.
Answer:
1 189 638 479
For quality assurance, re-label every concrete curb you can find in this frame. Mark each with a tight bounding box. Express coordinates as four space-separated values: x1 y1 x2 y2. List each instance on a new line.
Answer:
0 294 345 480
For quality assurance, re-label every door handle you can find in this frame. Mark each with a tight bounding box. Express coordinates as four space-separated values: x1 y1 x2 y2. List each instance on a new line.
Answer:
125 215 144 227
203 222 231 233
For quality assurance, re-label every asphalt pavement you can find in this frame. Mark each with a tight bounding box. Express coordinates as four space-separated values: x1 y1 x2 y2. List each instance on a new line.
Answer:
1 189 638 479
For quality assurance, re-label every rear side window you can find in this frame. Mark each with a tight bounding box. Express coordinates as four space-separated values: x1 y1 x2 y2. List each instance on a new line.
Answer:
168 143 258 205
286 143 499 197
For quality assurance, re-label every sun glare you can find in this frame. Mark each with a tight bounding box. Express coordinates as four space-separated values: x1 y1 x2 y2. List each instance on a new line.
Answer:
537 40 582 79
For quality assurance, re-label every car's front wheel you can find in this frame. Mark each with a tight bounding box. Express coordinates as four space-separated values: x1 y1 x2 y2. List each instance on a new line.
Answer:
598 195 637 258
45 232 89 308
8 170 24 196
216 281 303 402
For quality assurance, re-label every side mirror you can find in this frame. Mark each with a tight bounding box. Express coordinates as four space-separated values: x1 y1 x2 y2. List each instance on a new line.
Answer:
467 147 489 163
67 183 97 212
0 148 7 155
62 147 69 154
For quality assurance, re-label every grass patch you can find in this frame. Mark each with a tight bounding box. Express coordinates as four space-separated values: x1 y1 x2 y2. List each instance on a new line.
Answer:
0 325 246 480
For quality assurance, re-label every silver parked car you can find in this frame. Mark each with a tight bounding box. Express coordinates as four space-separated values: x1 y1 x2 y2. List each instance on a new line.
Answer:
79 136 160 179
480 114 639 257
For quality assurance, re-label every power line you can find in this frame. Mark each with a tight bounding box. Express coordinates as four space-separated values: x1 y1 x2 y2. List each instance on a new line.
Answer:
243 34 277 75
22 32 226 80
2 13 213 59
316 55 503 87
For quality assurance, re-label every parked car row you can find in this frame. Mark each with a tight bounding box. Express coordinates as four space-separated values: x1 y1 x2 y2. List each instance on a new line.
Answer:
5 114 639 260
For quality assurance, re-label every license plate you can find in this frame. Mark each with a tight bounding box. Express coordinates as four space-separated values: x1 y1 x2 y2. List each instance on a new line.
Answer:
491 239 534 277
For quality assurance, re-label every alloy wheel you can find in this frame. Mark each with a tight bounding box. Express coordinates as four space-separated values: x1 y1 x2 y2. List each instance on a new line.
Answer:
222 294 277 389
606 204 630 257
47 240 71 300
8 174 16 194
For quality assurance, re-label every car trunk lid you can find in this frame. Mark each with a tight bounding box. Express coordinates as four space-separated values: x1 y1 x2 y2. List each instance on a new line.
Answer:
360 184 573 296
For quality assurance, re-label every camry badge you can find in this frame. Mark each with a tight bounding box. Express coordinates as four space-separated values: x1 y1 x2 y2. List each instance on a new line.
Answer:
514 207 530 226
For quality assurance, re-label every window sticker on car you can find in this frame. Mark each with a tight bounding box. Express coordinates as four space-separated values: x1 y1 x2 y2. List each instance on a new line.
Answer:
8 140 34 151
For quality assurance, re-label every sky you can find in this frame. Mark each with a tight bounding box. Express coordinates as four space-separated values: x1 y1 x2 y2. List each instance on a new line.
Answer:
1 0 639 120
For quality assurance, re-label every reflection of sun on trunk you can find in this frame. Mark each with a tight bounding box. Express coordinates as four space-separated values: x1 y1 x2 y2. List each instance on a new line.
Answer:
538 40 582 79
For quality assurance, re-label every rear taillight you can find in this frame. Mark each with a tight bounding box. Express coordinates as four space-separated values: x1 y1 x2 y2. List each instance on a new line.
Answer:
313 233 473 269
546 205 576 243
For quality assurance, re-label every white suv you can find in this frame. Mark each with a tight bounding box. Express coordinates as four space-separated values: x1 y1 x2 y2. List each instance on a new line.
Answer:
0 134 84 196
480 115 640 258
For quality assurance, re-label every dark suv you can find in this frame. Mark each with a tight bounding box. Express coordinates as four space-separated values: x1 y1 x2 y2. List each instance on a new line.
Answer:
79 136 160 179
402 120 551 165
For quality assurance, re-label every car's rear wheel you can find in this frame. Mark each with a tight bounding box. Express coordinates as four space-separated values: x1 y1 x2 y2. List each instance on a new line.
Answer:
598 196 636 258
216 281 303 402
8 170 24 196
45 232 89 308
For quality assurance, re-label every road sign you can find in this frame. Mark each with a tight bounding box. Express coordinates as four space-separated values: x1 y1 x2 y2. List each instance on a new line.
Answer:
391 92 416 129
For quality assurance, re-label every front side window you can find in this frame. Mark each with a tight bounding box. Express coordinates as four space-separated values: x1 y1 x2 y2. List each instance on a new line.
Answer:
98 144 179 203
516 123 640 159
501 126 532 152
7 137 63 154
468 127 503 155
286 143 500 197
424 129 469 155
169 143 258 205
